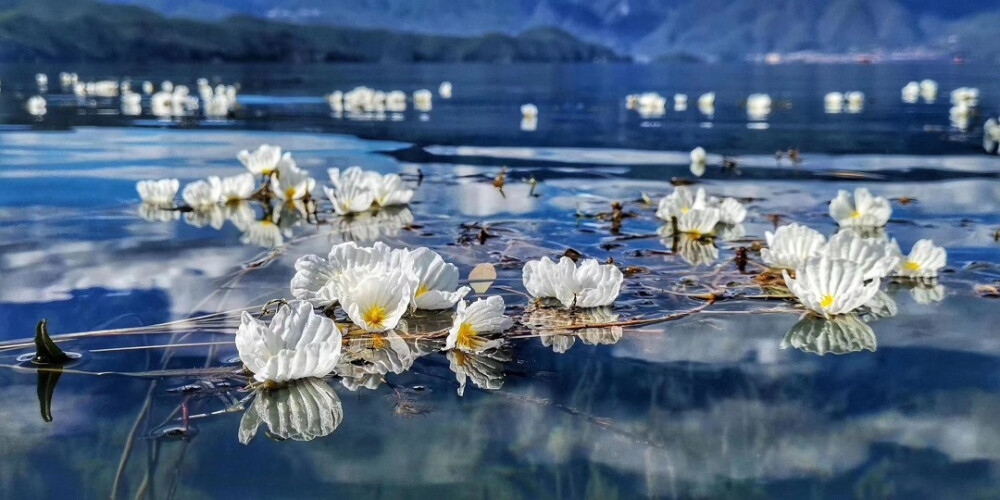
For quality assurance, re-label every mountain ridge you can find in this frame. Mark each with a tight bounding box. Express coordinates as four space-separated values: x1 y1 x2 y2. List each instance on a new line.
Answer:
97 0 1000 62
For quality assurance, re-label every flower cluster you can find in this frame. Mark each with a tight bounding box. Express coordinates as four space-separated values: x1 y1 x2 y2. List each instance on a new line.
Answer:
134 144 417 247
656 186 747 239
763 188 947 318
238 242 517 385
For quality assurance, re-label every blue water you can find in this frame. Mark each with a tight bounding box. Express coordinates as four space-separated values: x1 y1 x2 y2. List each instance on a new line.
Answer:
0 63 999 499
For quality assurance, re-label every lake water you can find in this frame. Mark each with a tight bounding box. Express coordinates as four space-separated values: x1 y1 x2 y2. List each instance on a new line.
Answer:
0 63 999 499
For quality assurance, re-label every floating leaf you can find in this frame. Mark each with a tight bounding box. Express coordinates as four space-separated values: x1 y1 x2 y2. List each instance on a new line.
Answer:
33 320 73 365
469 263 497 294
975 284 1000 298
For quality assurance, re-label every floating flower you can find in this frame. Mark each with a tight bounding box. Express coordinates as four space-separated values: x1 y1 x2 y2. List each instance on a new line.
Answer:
181 177 222 209
235 300 343 383
656 186 708 221
136 178 179 207
446 296 513 352
291 241 411 308
219 173 255 202
271 158 314 202
829 188 891 228
761 223 826 270
781 314 876 356
238 144 282 176
324 184 375 215
821 231 899 281
25 96 46 116
782 257 881 318
370 174 413 207
893 239 947 279
676 207 720 237
335 266 416 332
690 147 707 165
439 81 453 98
522 257 623 309
238 377 343 444
714 197 746 225
521 103 538 119
409 248 471 310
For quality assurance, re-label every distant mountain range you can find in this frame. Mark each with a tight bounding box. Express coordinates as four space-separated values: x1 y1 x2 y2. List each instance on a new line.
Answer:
0 0 621 62
98 0 1000 62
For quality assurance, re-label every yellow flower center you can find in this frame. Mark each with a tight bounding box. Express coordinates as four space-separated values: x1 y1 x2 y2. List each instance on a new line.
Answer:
415 284 430 298
457 322 476 350
851 210 862 219
681 207 691 214
363 304 388 329
820 295 835 309
285 187 297 199
904 260 921 272
689 231 702 238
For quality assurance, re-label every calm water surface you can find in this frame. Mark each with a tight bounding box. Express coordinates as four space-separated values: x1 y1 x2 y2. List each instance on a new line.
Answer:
0 63 999 499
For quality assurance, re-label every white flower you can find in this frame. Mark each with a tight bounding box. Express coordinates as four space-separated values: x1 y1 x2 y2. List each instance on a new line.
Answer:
715 223 746 242
522 257 623 309
324 184 375 215
271 157 314 202
370 174 413 207
782 257 881 318
715 197 747 225
336 266 414 332
690 147 707 165
821 231 900 281
136 178 179 207
291 241 411 308
219 173 255 202
829 188 892 228
893 239 947 278
181 177 222 208
439 81 452 98
238 377 343 444
690 161 706 177
238 144 282 176
235 300 343 383
676 207 720 237
656 186 708 221
409 247 471 310
446 296 514 352
521 103 538 118
26 96 48 116
761 223 826 270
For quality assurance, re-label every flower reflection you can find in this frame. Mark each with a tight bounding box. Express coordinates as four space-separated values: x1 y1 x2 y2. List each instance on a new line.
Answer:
909 282 946 304
332 207 414 242
240 219 283 248
780 314 877 356
858 290 898 323
673 233 719 267
137 204 180 222
238 378 343 444
342 330 415 375
525 307 623 353
184 205 226 229
447 347 511 396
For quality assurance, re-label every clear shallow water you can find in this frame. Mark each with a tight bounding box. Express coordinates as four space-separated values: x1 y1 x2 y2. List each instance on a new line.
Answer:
0 63 999 499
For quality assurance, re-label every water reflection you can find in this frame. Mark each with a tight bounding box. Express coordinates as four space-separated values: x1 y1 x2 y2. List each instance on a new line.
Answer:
781 314 877 356
525 307 623 353
239 378 344 444
447 347 510 396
